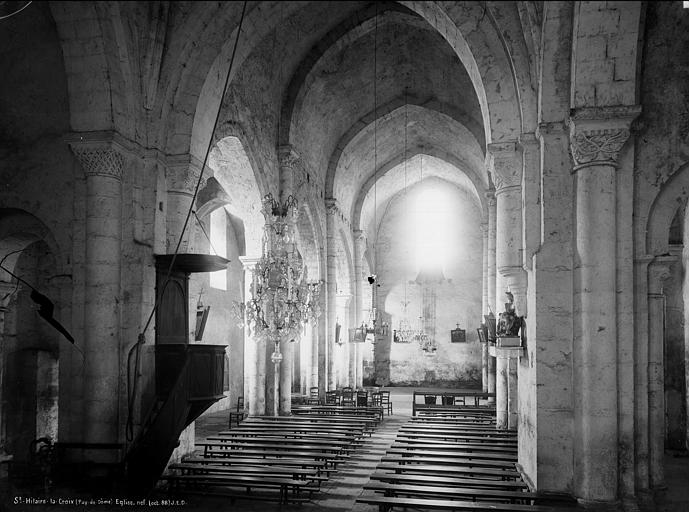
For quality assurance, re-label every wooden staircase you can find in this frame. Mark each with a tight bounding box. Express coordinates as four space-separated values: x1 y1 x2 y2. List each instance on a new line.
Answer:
125 343 226 494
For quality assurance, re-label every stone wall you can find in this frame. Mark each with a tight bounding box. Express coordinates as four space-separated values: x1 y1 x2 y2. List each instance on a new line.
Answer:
370 178 483 387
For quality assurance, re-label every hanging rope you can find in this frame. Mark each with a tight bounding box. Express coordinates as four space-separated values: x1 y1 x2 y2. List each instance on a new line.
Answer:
372 3 378 275
126 0 249 442
193 210 220 256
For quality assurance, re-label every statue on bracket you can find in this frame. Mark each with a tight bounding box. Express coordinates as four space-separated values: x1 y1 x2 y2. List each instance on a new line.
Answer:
496 291 522 337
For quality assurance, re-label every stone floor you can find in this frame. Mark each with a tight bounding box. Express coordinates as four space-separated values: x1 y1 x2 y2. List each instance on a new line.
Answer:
1 387 687 512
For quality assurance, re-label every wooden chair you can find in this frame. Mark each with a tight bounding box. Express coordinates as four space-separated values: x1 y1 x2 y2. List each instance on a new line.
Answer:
306 386 320 405
228 396 246 428
356 390 368 407
341 387 355 406
380 390 393 415
371 391 382 407
441 394 455 405
325 390 339 405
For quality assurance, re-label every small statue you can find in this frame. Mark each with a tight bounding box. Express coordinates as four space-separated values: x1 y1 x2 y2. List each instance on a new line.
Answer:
496 291 521 336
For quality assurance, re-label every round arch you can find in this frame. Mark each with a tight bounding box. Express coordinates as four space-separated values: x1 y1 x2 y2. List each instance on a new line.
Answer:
647 162 689 256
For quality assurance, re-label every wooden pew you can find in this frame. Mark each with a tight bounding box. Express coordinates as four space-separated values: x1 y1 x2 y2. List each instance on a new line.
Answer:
363 481 539 504
380 455 516 470
356 495 565 512
369 471 528 490
201 436 355 452
291 405 384 422
412 390 497 416
164 473 316 505
386 447 518 462
376 462 521 480
200 447 347 469
395 432 517 444
181 455 328 472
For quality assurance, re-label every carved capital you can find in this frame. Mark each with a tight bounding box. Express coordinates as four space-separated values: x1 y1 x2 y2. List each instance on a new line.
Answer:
239 255 261 271
479 223 489 235
325 198 338 216
165 154 206 193
570 128 630 170
278 145 301 171
485 189 497 208
486 142 522 194
353 229 367 245
569 106 642 171
69 133 127 181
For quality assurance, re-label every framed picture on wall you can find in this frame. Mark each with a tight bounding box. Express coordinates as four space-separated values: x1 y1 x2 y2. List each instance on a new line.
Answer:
450 324 466 343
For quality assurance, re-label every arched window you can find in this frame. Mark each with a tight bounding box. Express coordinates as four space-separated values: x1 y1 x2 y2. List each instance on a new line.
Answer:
413 186 451 275
209 208 227 290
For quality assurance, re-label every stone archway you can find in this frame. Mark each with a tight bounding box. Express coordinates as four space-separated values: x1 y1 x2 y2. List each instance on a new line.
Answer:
643 161 689 494
0 210 65 462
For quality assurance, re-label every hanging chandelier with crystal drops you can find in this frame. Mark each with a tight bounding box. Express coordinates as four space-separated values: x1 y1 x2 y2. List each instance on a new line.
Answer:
234 194 321 343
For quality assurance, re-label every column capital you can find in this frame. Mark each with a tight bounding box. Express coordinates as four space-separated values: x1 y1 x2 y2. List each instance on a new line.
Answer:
67 131 129 181
278 145 301 170
479 222 489 235
164 153 207 193
569 105 642 171
486 141 522 194
485 188 497 207
353 229 367 249
239 255 261 271
326 198 351 228
648 254 677 295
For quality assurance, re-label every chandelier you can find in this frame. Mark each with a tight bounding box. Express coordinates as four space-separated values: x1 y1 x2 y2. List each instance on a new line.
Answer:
351 276 388 342
393 301 415 343
417 325 436 354
233 193 321 414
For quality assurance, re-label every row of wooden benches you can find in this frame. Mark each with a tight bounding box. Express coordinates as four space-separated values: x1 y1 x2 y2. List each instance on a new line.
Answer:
357 410 575 512
163 411 380 504
412 390 497 416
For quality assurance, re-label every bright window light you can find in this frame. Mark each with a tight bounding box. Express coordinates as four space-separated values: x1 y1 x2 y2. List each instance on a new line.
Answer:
210 208 227 290
413 186 450 274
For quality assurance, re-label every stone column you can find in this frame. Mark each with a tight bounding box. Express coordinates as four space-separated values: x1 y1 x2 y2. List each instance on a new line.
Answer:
507 353 519 429
325 199 338 391
495 348 509 429
165 155 205 254
278 145 302 203
647 256 674 489
519 133 541 272
0 281 14 458
488 144 522 419
279 339 293 415
69 136 125 445
489 142 523 306
239 256 263 416
353 230 366 389
317 287 327 396
336 293 353 386
486 191 497 402
486 191 497 314
480 223 489 393
569 106 640 503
